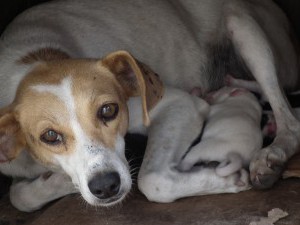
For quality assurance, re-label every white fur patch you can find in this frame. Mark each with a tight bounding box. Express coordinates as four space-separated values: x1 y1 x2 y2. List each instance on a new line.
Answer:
32 76 90 148
31 77 131 206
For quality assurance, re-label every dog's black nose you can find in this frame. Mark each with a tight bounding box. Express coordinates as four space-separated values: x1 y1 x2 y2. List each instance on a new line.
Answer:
88 172 121 199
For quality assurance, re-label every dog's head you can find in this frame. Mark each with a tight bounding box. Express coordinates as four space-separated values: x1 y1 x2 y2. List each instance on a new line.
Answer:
0 50 163 206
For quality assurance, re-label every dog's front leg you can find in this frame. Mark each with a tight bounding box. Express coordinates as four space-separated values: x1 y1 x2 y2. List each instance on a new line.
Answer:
135 88 249 202
226 9 300 188
10 172 77 212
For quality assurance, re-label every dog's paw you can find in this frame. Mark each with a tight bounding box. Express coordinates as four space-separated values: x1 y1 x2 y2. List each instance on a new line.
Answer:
249 146 285 189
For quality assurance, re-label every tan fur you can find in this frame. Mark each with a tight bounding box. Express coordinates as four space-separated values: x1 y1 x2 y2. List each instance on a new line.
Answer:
13 59 128 164
0 113 26 162
102 51 164 126
16 89 76 164
18 48 70 64
0 49 163 166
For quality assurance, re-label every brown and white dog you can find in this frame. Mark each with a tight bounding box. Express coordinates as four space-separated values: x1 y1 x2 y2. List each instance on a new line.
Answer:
0 0 299 211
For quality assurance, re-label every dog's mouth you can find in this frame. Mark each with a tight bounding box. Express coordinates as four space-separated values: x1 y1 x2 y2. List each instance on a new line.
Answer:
96 191 127 206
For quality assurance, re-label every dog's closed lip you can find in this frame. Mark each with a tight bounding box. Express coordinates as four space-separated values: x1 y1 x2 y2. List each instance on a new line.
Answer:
97 191 127 205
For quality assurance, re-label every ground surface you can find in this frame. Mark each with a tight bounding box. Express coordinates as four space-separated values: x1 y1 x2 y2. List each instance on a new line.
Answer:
0 178 300 225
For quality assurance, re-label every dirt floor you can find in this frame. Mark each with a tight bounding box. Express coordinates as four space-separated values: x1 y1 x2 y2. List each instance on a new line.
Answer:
0 178 299 225
1 149 300 225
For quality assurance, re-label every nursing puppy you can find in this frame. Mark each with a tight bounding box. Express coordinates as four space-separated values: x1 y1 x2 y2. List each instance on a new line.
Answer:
0 0 299 211
180 87 263 180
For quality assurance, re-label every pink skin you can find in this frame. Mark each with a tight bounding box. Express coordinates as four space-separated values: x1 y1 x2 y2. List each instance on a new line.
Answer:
229 88 248 97
224 74 233 86
207 87 248 104
189 87 202 97
224 74 266 101
190 86 248 104
263 114 277 138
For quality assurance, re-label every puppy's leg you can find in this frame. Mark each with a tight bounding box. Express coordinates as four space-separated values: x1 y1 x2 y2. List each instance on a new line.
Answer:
225 75 262 94
178 140 228 171
10 172 77 212
225 75 268 103
138 91 250 202
139 163 250 203
179 140 243 177
139 130 250 202
226 12 300 188
216 153 243 177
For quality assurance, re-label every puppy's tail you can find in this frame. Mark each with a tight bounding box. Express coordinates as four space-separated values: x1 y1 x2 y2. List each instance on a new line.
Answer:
216 152 243 177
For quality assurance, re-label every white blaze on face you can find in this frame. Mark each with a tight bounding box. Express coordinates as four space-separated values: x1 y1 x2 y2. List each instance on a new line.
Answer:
31 76 131 205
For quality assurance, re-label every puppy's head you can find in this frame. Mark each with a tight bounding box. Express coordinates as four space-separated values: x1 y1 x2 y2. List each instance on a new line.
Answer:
0 50 163 206
205 87 252 104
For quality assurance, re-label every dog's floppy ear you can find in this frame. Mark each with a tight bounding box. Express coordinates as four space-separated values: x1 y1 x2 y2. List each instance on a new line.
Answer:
0 111 26 163
102 50 164 126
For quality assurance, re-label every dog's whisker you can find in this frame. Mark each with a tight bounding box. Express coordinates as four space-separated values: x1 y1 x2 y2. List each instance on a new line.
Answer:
76 194 89 210
130 166 140 173
127 156 143 164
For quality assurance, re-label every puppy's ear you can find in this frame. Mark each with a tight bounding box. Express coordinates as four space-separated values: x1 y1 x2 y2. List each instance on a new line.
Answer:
0 111 25 163
102 50 164 126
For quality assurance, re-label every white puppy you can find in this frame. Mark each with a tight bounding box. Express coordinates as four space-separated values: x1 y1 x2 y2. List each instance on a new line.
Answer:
179 87 263 179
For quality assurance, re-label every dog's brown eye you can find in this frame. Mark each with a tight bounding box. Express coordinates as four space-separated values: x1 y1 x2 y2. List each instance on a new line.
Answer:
40 130 63 145
98 103 119 123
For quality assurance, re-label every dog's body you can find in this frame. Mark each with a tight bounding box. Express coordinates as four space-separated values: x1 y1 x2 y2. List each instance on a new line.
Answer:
0 0 300 211
180 87 263 178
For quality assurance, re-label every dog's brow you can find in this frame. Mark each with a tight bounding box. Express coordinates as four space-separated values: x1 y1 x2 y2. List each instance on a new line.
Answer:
31 76 88 145
31 77 75 118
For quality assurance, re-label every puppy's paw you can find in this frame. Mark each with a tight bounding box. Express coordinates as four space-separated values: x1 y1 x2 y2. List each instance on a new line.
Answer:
222 169 251 193
234 169 250 188
216 153 243 177
250 146 285 189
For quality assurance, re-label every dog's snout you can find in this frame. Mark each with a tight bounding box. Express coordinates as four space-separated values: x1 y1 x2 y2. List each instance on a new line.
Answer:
88 172 121 199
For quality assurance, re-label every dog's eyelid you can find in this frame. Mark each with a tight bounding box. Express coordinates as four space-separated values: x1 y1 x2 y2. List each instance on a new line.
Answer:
40 129 64 146
97 103 119 123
